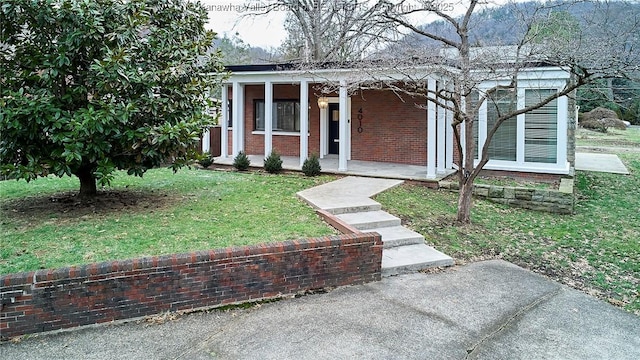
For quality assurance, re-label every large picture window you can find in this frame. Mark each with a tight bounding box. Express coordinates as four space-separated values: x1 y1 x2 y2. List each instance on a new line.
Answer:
486 90 517 161
525 89 558 163
254 100 300 132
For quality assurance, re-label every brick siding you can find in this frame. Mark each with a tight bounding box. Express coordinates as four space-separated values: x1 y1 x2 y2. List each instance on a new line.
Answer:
230 85 430 165
0 233 382 339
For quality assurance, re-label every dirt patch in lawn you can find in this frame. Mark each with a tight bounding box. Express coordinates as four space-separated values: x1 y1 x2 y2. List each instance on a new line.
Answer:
1 189 182 222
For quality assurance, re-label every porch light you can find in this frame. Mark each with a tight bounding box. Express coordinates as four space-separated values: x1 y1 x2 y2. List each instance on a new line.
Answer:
317 96 329 109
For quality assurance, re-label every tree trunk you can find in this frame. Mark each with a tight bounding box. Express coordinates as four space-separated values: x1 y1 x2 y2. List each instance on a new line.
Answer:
456 180 474 224
76 167 97 198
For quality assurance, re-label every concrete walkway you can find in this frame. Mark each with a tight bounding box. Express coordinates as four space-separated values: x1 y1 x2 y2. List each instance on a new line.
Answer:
575 153 630 174
3 260 638 359
297 176 454 276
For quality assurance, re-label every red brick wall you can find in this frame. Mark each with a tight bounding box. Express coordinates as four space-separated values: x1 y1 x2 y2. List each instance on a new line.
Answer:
0 233 382 339
350 90 428 165
228 85 430 165
240 84 321 157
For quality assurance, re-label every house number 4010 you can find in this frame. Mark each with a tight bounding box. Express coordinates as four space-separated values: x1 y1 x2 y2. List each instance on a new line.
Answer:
357 108 364 133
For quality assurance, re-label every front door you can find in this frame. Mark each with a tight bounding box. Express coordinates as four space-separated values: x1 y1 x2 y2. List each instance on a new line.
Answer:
328 103 340 154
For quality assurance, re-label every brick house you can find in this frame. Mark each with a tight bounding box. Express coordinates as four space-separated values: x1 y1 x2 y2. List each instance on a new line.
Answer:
218 63 575 178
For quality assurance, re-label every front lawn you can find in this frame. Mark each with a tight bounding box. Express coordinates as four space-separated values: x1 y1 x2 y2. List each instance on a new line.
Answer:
376 154 640 314
0 169 337 274
576 127 640 149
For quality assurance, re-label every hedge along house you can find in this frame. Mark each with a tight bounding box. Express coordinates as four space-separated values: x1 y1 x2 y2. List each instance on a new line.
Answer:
215 62 575 179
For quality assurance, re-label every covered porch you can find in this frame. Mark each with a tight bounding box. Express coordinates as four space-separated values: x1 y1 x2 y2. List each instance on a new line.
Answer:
220 64 455 180
213 155 456 182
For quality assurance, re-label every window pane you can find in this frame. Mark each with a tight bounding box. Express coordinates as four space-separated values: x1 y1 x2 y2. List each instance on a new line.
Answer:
486 90 517 161
470 91 479 159
525 89 557 163
255 100 300 132
255 101 265 130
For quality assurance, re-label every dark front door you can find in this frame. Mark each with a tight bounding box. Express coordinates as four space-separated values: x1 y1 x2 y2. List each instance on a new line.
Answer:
328 103 340 154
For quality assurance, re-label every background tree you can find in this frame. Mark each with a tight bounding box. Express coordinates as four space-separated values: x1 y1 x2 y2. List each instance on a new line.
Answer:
251 0 390 62
330 0 640 224
1 0 224 198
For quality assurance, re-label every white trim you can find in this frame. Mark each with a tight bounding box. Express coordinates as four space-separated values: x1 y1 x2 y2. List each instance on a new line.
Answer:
221 84 228 158
264 80 273 158
320 97 351 159
516 87 526 164
445 98 454 169
427 78 437 178
320 107 327 158
252 131 301 136
478 97 487 160
338 81 348 171
299 80 309 167
231 82 243 156
436 83 446 173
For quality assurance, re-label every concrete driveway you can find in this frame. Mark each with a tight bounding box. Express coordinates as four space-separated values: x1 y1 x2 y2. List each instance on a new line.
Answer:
1 260 638 359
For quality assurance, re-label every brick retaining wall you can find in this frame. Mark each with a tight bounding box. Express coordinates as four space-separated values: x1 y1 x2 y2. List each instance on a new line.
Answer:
0 233 382 340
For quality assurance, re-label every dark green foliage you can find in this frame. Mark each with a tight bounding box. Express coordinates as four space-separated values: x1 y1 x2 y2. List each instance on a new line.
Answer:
233 151 250 171
197 152 214 168
302 154 321 176
0 0 225 196
264 150 283 173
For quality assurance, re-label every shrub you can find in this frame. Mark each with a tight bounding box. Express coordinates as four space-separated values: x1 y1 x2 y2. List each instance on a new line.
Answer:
197 152 214 168
580 119 607 133
233 151 250 171
264 150 283 173
302 154 322 176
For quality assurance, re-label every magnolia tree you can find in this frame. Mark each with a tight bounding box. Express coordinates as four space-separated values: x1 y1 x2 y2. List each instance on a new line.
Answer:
0 0 225 198
313 0 639 224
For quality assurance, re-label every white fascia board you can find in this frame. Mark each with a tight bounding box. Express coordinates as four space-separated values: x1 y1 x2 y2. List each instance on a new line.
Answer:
224 65 569 86
224 65 455 85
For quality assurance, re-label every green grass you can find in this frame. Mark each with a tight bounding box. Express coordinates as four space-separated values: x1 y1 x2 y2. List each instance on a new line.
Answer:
0 169 337 274
576 127 640 148
376 155 640 314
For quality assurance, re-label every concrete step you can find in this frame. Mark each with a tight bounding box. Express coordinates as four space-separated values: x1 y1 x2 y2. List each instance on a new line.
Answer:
363 226 425 248
323 201 382 215
335 210 401 230
382 244 454 277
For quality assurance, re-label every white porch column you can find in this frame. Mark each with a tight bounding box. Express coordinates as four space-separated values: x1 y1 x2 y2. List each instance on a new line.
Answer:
264 80 273 158
437 87 446 174
445 99 454 169
338 80 348 171
427 78 437 178
319 107 327 159
231 81 242 156
221 84 229 158
299 80 309 167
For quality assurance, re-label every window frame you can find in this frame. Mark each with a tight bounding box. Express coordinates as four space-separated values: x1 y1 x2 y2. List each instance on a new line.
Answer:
470 84 568 173
254 99 301 133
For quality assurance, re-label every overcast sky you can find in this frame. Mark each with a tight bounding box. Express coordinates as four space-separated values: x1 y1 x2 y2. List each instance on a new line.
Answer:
200 0 514 49
202 0 289 49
